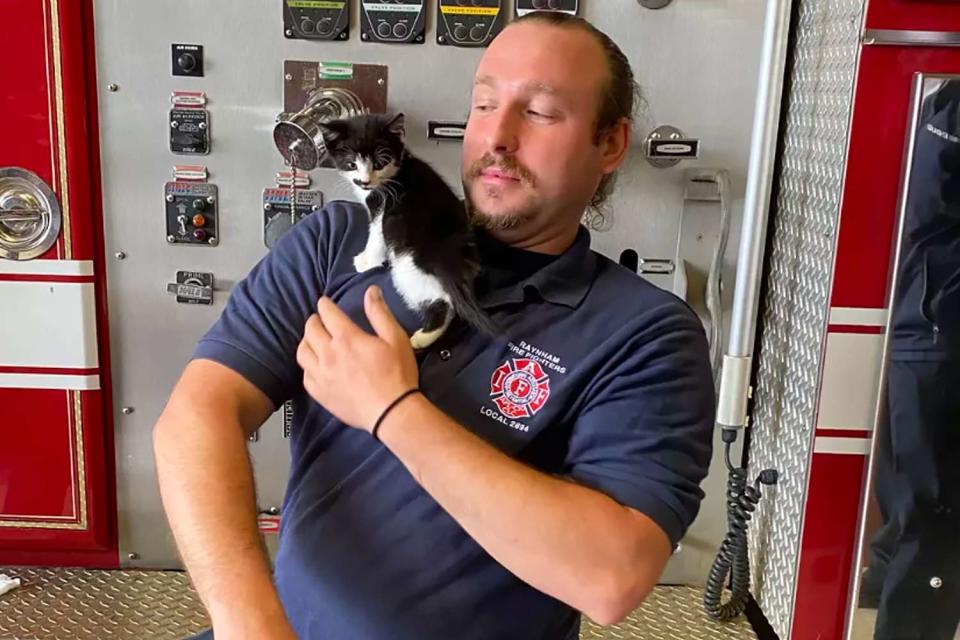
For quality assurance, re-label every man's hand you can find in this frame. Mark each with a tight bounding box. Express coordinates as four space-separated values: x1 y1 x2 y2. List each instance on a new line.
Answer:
296 286 419 432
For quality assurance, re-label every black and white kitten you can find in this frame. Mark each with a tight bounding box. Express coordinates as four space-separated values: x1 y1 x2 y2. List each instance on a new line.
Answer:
317 112 497 349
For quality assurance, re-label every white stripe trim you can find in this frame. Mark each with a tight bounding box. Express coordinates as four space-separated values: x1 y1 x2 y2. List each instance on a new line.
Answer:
0 373 100 390
0 260 94 276
818 332 884 429
829 307 888 326
814 436 871 455
0 281 99 367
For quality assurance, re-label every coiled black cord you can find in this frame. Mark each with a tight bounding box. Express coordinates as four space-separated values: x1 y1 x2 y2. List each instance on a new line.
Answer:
704 429 778 621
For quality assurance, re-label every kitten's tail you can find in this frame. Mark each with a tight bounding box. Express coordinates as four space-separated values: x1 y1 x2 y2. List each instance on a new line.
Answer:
446 279 500 336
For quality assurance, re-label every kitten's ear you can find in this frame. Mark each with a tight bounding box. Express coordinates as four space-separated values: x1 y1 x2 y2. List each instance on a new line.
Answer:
385 113 406 142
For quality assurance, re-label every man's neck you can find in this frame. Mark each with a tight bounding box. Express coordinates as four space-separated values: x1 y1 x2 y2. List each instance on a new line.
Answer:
486 223 580 256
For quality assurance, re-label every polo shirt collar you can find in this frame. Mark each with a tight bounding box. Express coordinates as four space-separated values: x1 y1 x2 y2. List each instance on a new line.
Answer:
479 225 596 310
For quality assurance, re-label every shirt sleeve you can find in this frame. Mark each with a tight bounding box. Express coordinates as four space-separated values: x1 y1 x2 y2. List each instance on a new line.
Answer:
190 205 353 409
565 301 716 546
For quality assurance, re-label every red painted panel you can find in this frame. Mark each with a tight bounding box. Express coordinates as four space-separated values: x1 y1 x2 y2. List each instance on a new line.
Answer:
0 0 118 566
0 274 96 283
0 1 53 184
0 547 119 568
814 428 872 439
0 396 116 567
826 324 885 334
77 0 119 560
0 367 99 376
792 453 869 640
831 46 960 309
78 390 115 552
0 389 75 519
59 0 99 263
866 0 960 32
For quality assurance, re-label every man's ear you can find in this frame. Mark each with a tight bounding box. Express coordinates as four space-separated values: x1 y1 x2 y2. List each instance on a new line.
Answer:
386 112 406 143
598 117 631 175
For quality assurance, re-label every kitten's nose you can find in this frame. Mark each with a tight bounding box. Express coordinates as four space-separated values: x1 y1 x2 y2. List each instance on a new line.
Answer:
353 178 371 188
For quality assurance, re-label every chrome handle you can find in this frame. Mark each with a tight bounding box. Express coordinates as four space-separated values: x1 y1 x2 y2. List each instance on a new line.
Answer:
0 207 45 224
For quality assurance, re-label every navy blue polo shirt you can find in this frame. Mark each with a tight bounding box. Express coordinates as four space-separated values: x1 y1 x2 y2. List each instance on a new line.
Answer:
191 200 715 640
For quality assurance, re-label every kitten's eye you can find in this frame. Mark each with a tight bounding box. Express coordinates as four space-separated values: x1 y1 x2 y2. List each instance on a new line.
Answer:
345 161 357 170
373 160 385 170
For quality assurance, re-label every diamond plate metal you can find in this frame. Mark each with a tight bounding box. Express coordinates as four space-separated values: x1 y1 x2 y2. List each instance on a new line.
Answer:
745 0 864 638
580 586 755 640
0 568 754 639
0 567 209 640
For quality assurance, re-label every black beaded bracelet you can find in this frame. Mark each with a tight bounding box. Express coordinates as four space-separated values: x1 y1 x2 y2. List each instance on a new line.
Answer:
371 388 421 442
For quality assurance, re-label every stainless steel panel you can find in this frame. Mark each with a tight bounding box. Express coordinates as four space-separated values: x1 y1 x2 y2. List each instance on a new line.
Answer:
745 0 864 636
93 0 767 585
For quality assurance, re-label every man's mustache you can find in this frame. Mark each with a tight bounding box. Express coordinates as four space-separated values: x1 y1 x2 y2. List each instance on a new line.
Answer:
467 154 536 187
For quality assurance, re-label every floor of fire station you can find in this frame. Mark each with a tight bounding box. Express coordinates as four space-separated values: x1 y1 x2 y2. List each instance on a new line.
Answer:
0 567 758 640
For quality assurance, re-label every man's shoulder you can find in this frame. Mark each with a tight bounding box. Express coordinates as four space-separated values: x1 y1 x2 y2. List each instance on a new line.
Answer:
271 199 367 268
302 199 368 237
588 250 703 332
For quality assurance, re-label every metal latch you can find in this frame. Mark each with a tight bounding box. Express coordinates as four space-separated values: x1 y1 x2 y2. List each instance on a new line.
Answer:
166 281 213 304
0 208 44 223
166 271 215 304
638 258 676 274
0 167 62 261
644 125 700 169
427 120 466 141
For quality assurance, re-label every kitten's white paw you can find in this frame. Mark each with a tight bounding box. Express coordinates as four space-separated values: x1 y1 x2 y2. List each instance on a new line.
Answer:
353 252 379 273
410 329 442 350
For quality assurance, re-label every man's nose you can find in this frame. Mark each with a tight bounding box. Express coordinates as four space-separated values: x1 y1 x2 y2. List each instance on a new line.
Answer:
486 109 520 155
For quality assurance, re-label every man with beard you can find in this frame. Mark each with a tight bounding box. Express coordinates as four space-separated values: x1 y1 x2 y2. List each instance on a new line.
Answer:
159 12 715 640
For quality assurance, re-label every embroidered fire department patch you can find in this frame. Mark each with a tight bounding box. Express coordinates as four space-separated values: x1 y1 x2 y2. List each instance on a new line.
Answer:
490 358 551 419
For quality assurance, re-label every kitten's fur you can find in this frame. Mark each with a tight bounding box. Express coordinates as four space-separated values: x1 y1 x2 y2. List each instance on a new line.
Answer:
318 113 497 349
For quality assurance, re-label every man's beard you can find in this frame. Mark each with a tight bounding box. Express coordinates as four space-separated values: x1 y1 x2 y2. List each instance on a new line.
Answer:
464 153 540 231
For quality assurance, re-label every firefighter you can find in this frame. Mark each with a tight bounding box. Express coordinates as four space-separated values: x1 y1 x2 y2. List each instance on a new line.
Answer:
155 14 715 640
860 79 960 640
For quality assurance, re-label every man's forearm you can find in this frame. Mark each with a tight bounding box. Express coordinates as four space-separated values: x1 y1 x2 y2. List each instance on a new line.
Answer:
378 394 671 624
153 411 290 636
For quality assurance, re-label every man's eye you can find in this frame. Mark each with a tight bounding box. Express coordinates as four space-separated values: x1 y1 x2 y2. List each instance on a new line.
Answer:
473 104 493 113
527 110 555 120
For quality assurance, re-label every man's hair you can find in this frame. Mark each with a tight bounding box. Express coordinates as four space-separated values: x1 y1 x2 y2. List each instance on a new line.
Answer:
512 12 641 224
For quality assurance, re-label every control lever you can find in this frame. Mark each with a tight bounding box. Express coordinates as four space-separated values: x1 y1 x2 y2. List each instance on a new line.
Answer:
0 208 44 224
166 270 215 305
165 281 213 304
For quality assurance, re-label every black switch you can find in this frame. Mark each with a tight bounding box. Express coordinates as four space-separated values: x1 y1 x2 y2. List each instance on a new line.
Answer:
178 53 196 72
172 43 204 77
